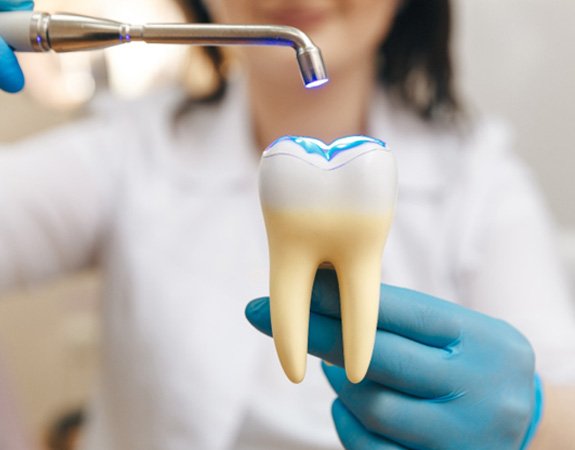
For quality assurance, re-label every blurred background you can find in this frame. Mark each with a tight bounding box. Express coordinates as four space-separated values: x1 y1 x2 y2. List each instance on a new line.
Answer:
0 0 574 448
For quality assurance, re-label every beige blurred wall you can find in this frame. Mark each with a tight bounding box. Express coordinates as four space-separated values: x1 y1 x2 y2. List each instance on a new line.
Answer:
0 272 100 449
455 0 575 229
0 93 75 142
0 0 574 447
454 0 575 283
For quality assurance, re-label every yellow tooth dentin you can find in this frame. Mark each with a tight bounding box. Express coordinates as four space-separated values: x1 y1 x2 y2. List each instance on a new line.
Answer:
263 210 393 383
258 136 397 384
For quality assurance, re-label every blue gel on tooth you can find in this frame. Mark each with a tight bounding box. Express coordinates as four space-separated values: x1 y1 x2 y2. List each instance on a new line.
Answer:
268 135 387 161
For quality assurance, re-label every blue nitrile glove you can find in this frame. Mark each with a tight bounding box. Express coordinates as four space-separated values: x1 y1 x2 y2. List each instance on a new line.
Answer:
246 269 543 450
0 0 33 92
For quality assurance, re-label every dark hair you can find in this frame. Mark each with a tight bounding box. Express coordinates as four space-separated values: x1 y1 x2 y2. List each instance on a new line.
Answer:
46 409 84 450
176 0 459 122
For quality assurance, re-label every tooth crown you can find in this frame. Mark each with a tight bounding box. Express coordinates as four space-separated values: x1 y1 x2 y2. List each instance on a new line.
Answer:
258 136 397 384
260 136 396 213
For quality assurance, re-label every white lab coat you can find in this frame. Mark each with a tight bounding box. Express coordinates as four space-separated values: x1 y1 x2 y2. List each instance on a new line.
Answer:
1 81 574 450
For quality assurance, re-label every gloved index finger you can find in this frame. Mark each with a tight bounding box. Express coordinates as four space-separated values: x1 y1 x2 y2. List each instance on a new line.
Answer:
0 1 34 11
312 269 462 349
378 284 464 348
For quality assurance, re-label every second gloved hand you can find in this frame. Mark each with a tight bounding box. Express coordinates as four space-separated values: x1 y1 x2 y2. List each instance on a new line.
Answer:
0 0 34 92
246 270 541 450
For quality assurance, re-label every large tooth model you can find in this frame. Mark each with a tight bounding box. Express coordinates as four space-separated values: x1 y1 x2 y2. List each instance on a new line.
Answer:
258 135 397 384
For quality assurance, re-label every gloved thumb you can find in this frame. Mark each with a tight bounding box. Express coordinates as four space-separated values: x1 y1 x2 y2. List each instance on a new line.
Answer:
0 1 34 11
0 37 25 93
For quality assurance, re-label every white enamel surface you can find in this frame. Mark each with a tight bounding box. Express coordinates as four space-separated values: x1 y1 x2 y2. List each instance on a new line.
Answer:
259 140 397 213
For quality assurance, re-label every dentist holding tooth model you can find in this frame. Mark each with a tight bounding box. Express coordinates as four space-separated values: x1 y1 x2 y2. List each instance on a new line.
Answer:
1 0 575 449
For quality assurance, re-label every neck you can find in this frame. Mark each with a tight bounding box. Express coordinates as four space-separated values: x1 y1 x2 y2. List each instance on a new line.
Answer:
247 62 376 150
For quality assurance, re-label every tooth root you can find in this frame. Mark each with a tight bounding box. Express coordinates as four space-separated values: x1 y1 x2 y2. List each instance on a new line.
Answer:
335 255 382 384
267 214 318 384
264 209 391 384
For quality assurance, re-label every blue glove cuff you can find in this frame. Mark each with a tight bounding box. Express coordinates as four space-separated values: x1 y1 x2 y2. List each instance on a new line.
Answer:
520 373 544 449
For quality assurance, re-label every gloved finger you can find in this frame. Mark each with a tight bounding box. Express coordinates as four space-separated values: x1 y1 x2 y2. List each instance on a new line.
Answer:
0 0 34 11
331 399 408 450
312 269 462 348
323 363 447 450
0 37 25 92
246 298 456 398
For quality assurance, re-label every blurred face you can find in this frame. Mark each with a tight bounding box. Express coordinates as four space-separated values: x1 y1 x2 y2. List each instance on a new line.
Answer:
205 0 403 84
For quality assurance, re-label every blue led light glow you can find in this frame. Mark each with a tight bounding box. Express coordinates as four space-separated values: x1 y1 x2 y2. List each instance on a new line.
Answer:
270 135 387 161
305 79 329 89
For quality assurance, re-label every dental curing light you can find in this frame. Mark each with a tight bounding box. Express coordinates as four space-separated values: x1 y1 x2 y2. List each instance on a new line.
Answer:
0 11 329 89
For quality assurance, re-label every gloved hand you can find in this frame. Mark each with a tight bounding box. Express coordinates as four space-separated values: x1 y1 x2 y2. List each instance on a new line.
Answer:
0 0 33 93
246 269 543 450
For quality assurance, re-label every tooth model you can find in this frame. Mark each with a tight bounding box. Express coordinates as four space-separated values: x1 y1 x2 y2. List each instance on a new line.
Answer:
258 135 397 384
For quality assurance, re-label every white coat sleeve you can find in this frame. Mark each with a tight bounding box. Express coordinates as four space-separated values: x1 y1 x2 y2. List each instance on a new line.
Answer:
455 125 575 384
0 113 127 293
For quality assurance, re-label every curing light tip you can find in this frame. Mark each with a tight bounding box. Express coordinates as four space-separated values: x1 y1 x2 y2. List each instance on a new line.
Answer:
305 79 330 89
